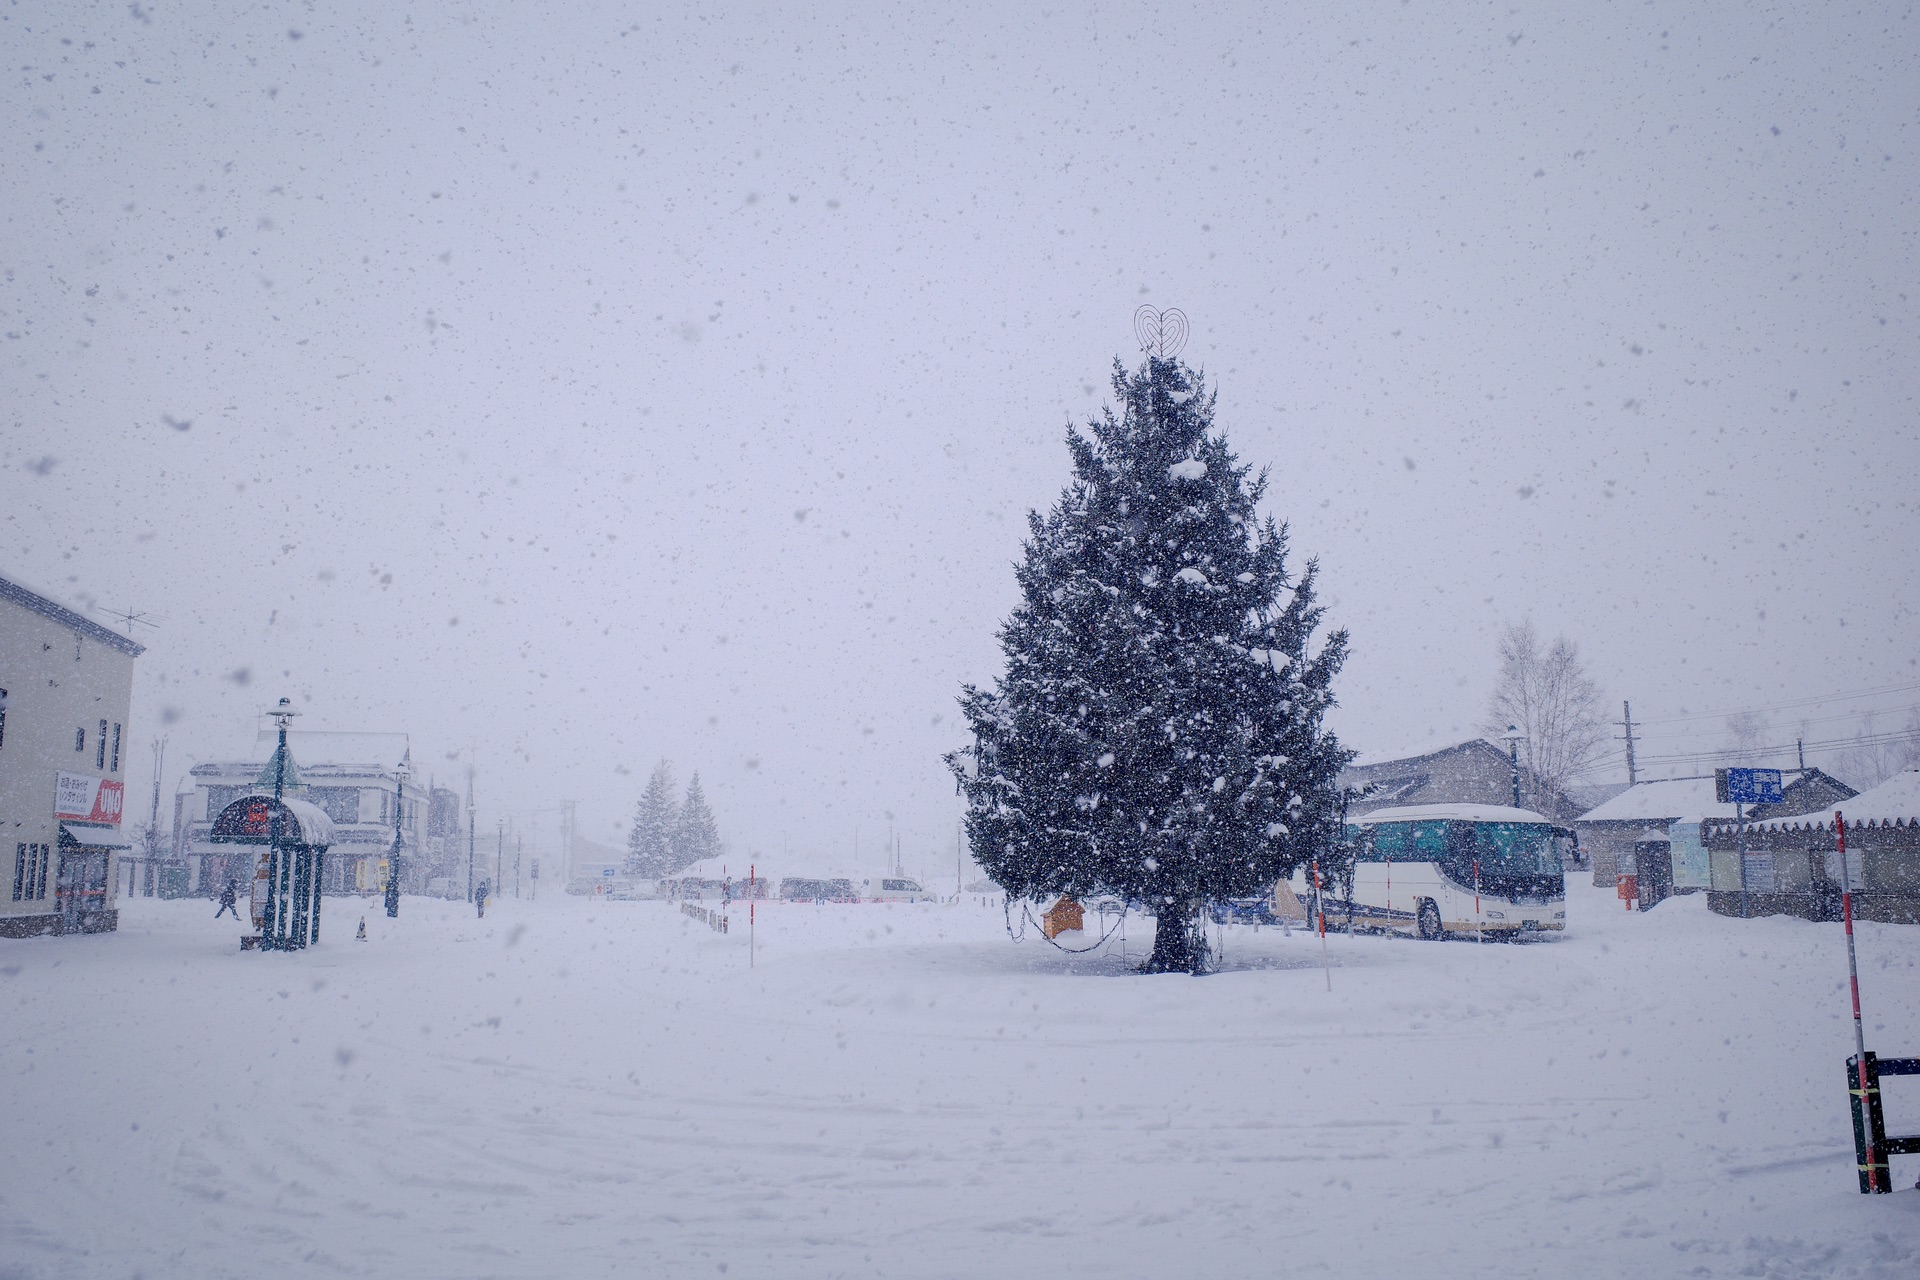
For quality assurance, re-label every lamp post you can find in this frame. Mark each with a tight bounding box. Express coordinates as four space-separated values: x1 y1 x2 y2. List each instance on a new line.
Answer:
1502 724 1524 808
386 758 408 918
263 697 298 951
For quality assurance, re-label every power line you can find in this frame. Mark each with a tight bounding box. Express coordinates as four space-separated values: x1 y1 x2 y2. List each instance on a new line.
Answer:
1626 679 1920 729
1571 726 1920 778
1628 701 1920 746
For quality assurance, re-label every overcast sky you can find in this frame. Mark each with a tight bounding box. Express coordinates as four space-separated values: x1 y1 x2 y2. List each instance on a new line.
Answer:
5 2 1915 875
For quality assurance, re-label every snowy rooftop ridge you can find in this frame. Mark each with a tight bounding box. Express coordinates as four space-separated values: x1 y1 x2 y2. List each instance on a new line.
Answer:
1353 802 1560 826
1345 737 1508 769
1576 776 1743 824
1731 768 1920 833
249 729 411 771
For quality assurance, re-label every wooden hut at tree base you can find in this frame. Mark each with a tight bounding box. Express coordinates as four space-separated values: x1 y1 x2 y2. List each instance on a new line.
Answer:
1041 896 1084 938
1702 768 1920 923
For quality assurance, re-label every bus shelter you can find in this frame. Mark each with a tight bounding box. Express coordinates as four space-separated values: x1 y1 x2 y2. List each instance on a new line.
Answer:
208 795 336 949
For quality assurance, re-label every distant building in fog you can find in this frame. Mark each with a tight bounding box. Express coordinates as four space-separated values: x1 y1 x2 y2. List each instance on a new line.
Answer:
173 730 468 897
1339 739 1587 825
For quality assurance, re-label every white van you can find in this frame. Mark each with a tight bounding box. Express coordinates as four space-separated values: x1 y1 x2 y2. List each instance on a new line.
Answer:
861 877 936 903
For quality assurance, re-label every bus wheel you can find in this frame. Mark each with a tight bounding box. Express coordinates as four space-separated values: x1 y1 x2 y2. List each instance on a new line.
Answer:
1417 899 1444 940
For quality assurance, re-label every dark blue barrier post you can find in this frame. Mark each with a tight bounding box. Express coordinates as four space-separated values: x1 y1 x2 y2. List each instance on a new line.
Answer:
1848 1052 1920 1193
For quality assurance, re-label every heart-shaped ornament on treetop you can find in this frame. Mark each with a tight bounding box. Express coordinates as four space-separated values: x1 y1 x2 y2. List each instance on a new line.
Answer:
1133 306 1189 359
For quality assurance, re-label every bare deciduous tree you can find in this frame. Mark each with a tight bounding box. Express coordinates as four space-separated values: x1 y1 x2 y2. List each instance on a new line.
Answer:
1721 711 1774 764
1484 620 1608 810
1834 707 1920 789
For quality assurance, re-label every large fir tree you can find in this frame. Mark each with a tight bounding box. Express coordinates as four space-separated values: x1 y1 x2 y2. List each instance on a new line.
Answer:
949 354 1351 973
673 773 722 872
625 760 678 877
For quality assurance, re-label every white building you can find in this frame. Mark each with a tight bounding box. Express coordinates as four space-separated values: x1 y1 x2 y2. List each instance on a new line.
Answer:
174 730 423 898
0 573 144 938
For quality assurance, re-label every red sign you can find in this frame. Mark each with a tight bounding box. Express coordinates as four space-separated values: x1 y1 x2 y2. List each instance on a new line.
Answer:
55 773 124 825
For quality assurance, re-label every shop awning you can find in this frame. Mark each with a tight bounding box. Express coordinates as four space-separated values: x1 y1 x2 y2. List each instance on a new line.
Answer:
60 823 135 851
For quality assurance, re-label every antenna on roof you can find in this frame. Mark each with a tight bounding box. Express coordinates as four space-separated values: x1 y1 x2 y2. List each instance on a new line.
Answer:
101 606 161 633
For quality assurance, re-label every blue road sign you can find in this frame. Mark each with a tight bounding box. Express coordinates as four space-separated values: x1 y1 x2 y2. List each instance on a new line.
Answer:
1719 767 1784 805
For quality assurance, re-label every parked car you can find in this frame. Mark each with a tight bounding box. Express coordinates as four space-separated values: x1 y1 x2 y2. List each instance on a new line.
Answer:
861 877 936 903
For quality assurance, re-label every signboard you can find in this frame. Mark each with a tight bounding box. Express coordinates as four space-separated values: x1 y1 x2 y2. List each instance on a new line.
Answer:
251 854 271 929
1715 767 1783 806
603 868 615 878
1668 822 1711 890
54 772 125 825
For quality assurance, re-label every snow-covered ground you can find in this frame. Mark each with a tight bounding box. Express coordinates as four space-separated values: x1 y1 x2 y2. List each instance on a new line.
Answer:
3 884 1917 1279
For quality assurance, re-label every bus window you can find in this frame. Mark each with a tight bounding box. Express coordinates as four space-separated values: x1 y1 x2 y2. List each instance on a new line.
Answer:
1366 824 1410 860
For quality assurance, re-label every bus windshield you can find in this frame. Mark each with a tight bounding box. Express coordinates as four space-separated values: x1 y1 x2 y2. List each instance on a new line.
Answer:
1445 821 1566 898
1457 823 1565 877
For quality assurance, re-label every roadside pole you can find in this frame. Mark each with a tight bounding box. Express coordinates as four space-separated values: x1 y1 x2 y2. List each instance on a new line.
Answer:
1838 812 1879 1193
1736 800 1749 918
1475 857 1483 945
1312 858 1330 992
749 863 756 969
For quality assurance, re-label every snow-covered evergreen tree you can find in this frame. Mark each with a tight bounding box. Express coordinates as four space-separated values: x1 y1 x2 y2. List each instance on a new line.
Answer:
625 760 678 877
948 354 1351 973
673 773 721 872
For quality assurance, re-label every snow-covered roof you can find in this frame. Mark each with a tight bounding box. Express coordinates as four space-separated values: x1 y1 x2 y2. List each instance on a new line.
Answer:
1577 777 1740 824
253 729 411 772
1741 768 1920 833
0 572 146 656
1346 738 1504 769
1351 802 1560 827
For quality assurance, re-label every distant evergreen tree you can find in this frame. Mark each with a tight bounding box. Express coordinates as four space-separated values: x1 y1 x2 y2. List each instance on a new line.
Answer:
949 354 1352 973
625 760 678 877
673 773 722 872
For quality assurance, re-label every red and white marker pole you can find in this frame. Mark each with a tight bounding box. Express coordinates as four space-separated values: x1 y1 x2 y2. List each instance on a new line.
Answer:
1313 858 1330 991
749 863 757 969
1474 856 1483 944
1838 813 1878 1192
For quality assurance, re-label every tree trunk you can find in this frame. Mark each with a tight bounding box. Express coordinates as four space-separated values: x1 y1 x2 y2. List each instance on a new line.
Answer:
1142 902 1210 974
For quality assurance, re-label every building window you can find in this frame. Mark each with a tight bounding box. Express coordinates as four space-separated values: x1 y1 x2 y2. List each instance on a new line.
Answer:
308 787 363 825
97 720 108 769
76 727 86 753
12 843 50 902
205 786 252 819
111 723 122 773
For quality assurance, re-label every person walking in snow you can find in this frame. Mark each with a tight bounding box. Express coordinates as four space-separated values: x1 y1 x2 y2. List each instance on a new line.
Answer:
215 878 240 920
475 879 489 918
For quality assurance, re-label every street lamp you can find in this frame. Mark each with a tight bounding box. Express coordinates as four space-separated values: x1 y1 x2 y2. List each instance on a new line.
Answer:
1502 724 1525 808
386 757 409 918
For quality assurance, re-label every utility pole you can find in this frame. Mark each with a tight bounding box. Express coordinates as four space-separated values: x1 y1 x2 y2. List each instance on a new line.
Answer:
496 819 504 897
1620 701 1638 787
515 832 522 899
147 736 166 896
1797 738 1806 771
466 768 476 903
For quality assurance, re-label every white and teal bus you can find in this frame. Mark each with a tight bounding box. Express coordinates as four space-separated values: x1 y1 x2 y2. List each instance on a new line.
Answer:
1291 804 1570 938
